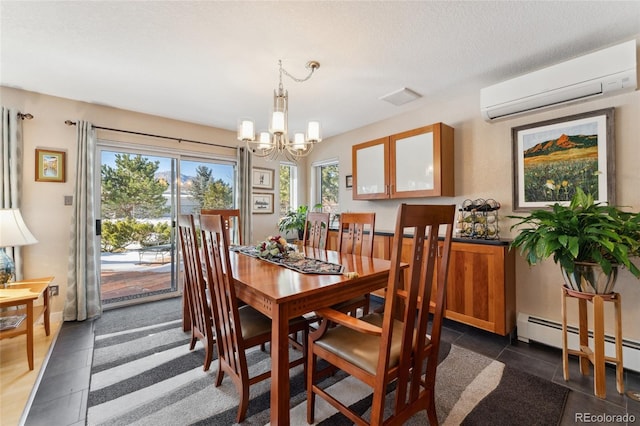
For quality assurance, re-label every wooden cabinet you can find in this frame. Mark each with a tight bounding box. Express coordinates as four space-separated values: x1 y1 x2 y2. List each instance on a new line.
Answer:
352 123 455 200
396 238 515 335
437 241 516 335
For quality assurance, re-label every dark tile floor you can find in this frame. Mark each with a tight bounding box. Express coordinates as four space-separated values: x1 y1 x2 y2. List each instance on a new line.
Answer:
23 300 640 426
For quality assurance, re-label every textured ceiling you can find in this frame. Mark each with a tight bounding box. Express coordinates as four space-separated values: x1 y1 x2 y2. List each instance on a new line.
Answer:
1 1 639 138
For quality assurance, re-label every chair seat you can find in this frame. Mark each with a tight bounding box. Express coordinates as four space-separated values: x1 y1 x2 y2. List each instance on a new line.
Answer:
315 313 422 375
238 305 308 341
238 306 272 340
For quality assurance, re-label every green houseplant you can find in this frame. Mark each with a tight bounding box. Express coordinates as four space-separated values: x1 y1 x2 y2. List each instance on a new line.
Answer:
278 204 322 240
509 188 640 293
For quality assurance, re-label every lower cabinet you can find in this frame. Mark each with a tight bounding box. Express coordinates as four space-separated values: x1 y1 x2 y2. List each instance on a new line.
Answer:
440 241 516 335
327 229 515 335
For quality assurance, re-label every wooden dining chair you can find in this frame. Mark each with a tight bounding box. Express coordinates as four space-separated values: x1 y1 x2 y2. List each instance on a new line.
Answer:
302 211 330 249
177 214 215 372
200 208 243 245
307 203 455 426
199 214 309 423
333 212 376 316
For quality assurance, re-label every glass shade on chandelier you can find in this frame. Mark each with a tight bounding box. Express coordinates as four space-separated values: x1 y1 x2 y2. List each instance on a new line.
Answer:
238 60 321 162
0 209 38 287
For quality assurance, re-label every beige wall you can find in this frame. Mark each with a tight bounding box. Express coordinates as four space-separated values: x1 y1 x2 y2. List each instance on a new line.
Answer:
307 81 640 341
2 70 640 341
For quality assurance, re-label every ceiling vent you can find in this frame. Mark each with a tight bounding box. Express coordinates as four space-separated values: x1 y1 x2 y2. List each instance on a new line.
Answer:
380 87 422 106
480 40 637 122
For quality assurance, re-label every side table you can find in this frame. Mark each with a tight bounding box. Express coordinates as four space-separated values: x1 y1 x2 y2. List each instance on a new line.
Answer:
561 286 623 398
0 277 53 370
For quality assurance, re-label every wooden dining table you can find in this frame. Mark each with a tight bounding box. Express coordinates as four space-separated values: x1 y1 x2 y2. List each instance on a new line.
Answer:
229 247 395 426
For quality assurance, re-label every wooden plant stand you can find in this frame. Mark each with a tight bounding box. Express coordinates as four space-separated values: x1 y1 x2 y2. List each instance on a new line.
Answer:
561 286 624 398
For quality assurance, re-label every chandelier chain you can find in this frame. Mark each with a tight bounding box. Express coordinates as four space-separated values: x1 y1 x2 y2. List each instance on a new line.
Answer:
279 59 318 83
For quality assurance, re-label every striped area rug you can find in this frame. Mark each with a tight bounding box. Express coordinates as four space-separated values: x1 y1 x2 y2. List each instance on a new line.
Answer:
87 299 569 425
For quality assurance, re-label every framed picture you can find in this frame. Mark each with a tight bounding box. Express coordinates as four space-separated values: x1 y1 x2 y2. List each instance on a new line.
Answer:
512 108 614 211
252 167 274 190
35 149 66 183
251 192 274 214
345 175 353 189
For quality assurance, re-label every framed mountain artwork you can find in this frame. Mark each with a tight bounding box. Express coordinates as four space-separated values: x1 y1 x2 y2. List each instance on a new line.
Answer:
511 108 614 211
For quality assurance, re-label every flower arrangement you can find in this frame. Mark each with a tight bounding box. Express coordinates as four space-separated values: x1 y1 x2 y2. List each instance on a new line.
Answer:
256 235 291 258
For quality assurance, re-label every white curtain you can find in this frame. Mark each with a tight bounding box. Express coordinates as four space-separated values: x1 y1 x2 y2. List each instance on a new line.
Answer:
64 121 101 321
237 147 252 245
0 107 26 280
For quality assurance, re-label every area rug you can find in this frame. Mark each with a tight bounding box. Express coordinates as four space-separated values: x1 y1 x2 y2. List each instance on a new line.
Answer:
87 298 569 425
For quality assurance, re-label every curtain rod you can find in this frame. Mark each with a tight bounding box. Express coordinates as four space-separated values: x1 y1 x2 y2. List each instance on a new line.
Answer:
64 120 236 151
18 113 34 120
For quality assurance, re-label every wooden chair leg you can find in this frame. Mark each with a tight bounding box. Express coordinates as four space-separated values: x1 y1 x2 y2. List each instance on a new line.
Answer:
427 392 439 426
236 380 250 423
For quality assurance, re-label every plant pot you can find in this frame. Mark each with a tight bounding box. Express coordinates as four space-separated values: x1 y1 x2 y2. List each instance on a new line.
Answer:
561 262 618 294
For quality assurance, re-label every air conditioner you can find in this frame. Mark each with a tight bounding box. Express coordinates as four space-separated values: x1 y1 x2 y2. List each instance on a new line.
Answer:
481 40 637 122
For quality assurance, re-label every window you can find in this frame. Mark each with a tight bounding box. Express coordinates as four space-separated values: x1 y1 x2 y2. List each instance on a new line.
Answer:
313 160 339 214
279 163 298 215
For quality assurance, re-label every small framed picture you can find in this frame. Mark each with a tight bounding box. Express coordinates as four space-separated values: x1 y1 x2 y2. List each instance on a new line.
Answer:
252 167 275 190
252 193 274 214
345 175 353 189
35 149 66 183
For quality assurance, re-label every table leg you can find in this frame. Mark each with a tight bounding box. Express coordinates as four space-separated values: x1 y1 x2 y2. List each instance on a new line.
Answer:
271 304 291 426
26 300 34 370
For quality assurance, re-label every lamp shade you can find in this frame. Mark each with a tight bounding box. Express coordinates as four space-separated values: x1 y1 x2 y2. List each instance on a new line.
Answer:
0 209 38 247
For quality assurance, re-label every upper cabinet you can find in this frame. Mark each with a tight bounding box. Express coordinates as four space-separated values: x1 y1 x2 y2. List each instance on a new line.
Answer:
352 123 454 200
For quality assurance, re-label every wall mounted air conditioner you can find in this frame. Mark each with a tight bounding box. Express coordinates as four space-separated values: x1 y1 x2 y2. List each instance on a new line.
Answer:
481 40 637 122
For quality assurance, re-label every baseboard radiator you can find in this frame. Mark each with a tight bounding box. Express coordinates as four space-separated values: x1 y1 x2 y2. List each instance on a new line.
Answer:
517 313 640 373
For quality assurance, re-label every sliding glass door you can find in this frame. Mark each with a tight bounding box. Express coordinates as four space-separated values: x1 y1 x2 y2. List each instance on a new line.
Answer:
98 149 178 306
97 146 236 308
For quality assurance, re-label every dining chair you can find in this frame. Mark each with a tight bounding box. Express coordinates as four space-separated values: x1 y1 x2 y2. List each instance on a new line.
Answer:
306 203 455 426
199 213 309 423
302 211 330 249
333 212 376 316
177 214 215 372
200 208 243 245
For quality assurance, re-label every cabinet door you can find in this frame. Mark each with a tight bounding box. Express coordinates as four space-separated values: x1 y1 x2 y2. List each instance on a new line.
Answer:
390 123 454 198
444 242 515 335
352 137 389 200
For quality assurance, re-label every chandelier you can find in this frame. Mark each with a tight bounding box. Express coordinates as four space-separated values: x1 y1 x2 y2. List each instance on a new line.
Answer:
237 59 321 161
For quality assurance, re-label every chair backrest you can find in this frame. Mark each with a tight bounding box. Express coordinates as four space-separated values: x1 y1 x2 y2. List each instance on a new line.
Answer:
199 214 247 377
375 203 454 421
337 212 376 256
302 211 330 249
201 208 243 245
177 214 213 343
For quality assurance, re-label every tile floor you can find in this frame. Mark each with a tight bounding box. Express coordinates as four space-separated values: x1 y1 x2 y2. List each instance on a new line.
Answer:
22 298 640 426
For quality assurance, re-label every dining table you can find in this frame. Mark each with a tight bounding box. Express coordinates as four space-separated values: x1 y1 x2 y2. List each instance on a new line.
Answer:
229 246 395 426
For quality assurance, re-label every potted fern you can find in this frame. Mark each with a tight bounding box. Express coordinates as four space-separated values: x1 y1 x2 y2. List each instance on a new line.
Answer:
509 188 640 294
